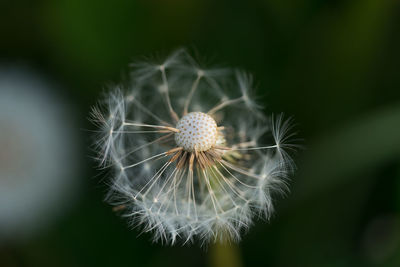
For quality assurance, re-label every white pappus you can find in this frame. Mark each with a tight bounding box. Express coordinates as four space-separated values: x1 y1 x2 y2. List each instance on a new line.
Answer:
91 49 298 245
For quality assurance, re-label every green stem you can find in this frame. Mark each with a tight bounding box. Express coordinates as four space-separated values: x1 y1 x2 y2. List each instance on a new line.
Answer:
209 242 242 267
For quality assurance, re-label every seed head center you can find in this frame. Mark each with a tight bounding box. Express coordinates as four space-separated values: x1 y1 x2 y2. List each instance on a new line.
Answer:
175 112 218 152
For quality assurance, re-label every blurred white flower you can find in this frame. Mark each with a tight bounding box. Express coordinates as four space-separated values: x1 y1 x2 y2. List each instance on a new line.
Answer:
91 49 297 244
0 67 80 243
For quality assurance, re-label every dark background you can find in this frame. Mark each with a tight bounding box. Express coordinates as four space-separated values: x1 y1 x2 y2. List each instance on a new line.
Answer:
1 0 400 266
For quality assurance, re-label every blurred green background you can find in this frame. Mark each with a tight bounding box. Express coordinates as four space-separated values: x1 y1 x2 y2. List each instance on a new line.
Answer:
1 0 400 266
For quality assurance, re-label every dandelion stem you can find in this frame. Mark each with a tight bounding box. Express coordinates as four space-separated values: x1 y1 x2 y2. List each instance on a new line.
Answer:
209 242 242 267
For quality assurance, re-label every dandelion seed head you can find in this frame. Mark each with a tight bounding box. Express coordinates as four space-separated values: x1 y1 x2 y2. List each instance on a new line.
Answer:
175 112 218 152
91 48 298 245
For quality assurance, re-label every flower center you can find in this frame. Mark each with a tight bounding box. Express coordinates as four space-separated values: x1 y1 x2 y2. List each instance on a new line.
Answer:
175 112 218 152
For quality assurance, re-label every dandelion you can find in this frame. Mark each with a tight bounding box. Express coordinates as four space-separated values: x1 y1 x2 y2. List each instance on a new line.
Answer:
91 49 297 245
